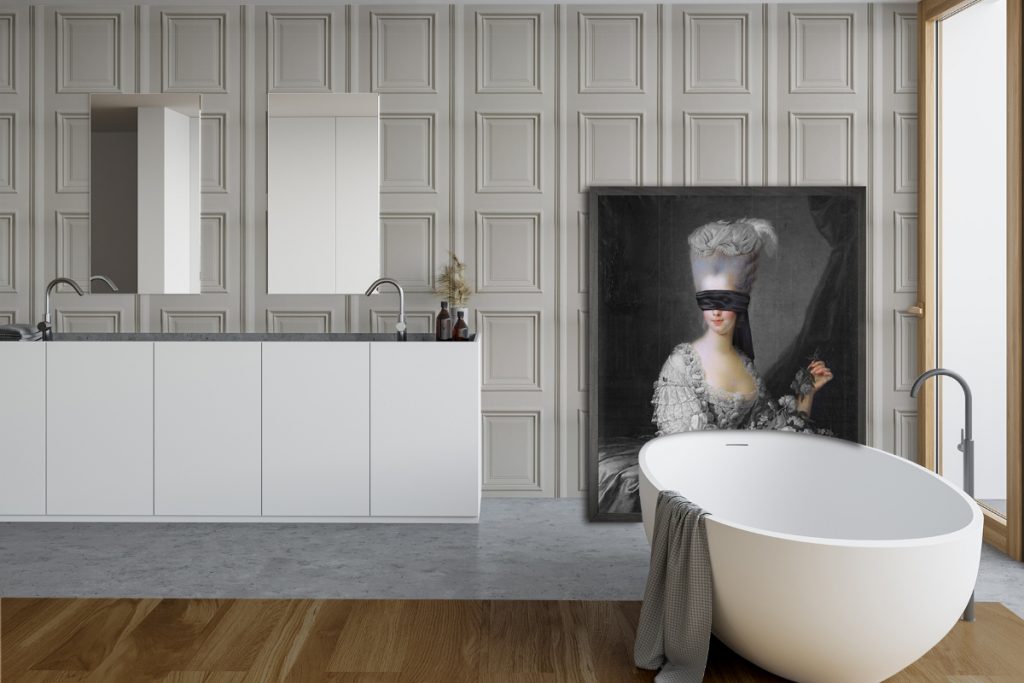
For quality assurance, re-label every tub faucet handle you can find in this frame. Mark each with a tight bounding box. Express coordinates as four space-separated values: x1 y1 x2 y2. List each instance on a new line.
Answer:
957 428 966 453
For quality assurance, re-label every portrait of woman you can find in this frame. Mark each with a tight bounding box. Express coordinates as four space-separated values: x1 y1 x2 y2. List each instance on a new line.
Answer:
651 218 834 437
589 187 866 520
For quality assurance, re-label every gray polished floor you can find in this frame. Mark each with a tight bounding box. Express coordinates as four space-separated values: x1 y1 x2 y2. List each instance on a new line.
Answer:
1 499 1021 619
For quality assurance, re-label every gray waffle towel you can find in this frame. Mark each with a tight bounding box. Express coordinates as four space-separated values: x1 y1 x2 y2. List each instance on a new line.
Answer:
634 490 712 683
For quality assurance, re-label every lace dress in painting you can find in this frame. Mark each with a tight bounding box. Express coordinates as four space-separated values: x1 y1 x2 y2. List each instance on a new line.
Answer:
651 342 830 435
597 343 830 515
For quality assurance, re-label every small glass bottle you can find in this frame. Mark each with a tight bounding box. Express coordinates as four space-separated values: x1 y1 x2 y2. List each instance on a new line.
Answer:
436 301 452 341
452 309 470 341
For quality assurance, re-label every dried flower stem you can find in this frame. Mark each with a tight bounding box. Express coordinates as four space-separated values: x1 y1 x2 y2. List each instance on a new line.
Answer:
434 252 472 309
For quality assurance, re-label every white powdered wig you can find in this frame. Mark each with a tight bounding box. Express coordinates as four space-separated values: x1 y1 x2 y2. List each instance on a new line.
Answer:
688 218 778 293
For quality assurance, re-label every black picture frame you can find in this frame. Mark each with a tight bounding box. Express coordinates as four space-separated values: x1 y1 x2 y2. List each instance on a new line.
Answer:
587 186 868 522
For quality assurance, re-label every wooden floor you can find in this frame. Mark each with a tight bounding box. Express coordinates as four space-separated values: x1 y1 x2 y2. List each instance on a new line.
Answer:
2 599 1023 682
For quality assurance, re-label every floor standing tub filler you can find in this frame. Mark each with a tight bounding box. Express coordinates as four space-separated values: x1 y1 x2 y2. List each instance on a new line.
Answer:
638 430 983 683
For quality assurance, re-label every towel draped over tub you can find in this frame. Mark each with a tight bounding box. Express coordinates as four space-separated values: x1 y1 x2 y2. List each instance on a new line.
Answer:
634 490 712 683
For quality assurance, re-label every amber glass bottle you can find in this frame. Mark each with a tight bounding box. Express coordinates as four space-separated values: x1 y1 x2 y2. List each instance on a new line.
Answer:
436 301 452 341
452 309 470 341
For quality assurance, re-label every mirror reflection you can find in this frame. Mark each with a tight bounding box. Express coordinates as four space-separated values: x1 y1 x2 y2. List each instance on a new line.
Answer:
90 94 202 294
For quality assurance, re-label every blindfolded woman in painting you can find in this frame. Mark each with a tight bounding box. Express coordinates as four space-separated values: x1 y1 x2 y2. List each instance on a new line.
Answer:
652 218 834 435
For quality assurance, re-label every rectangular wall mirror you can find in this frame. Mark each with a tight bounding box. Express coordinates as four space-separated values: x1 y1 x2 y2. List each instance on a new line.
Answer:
267 93 380 295
90 94 202 295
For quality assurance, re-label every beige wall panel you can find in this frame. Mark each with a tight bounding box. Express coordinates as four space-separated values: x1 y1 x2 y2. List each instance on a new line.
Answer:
0 212 13 292
789 112 855 185
578 112 643 190
894 111 917 193
479 310 541 391
0 7 25 323
576 310 588 392
578 12 644 93
684 112 749 185
55 12 123 93
685 12 750 94
893 408 918 460
54 211 88 291
789 12 855 93
467 5 556 496
0 14 14 94
55 112 88 193
162 13 227 92
380 113 435 193
380 213 435 292
266 310 334 333
54 309 123 333
372 12 435 93
200 213 227 293
483 411 541 491
268 13 331 91
893 211 917 294
200 113 226 193
476 112 541 193
160 310 227 333
476 212 540 293
0 113 13 192
894 309 919 392
880 3 919 455
893 12 917 94
476 13 540 94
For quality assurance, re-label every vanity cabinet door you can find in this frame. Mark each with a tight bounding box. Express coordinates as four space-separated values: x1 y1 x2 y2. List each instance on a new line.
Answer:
370 343 481 518
0 345 46 515
154 343 261 516
262 342 370 516
47 342 154 515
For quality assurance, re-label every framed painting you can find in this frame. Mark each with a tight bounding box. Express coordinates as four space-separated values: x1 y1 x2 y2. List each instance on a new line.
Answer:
588 187 867 521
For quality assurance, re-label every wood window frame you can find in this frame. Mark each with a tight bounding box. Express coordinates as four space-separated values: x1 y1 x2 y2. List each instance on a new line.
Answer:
918 0 1023 561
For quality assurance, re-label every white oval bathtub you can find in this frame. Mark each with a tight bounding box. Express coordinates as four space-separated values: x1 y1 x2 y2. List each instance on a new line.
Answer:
638 430 982 683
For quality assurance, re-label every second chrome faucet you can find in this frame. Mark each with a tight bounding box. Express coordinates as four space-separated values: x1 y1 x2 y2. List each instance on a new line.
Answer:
364 278 407 341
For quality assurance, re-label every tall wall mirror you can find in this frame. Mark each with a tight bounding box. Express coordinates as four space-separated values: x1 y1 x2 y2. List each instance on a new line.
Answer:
90 94 202 295
267 93 380 294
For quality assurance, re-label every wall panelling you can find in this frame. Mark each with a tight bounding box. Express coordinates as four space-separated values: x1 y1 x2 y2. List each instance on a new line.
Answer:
1 2 917 495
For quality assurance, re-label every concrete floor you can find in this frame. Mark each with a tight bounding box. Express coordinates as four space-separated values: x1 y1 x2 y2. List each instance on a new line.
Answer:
1 499 1021 619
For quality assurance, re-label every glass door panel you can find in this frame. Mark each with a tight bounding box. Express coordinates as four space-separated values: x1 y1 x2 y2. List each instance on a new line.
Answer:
937 0 1008 517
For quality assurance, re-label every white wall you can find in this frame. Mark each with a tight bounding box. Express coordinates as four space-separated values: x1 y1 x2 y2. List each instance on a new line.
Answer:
0 2 919 497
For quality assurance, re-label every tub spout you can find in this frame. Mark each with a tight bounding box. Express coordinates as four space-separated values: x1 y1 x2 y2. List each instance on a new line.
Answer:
910 367 975 622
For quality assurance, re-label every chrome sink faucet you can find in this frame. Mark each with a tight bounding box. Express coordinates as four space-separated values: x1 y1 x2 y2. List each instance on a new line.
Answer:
364 278 407 341
910 367 975 622
40 277 85 340
89 274 119 292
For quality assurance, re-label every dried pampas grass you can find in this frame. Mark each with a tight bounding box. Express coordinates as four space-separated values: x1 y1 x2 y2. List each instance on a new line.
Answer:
434 252 472 308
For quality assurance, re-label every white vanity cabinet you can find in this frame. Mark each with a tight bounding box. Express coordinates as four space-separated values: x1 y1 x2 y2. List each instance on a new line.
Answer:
262 342 370 516
1 337 480 522
154 343 261 516
0 344 45 514
46 342 154 515
370 343 481 518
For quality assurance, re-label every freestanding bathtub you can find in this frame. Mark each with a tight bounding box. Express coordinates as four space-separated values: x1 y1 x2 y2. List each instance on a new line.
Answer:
638 430 982 683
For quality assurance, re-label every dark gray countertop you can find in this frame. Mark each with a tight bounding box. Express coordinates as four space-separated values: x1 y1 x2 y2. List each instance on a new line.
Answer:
50 332 478 342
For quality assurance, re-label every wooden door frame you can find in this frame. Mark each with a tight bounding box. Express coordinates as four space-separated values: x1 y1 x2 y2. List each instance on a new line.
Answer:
918 0 1023 561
